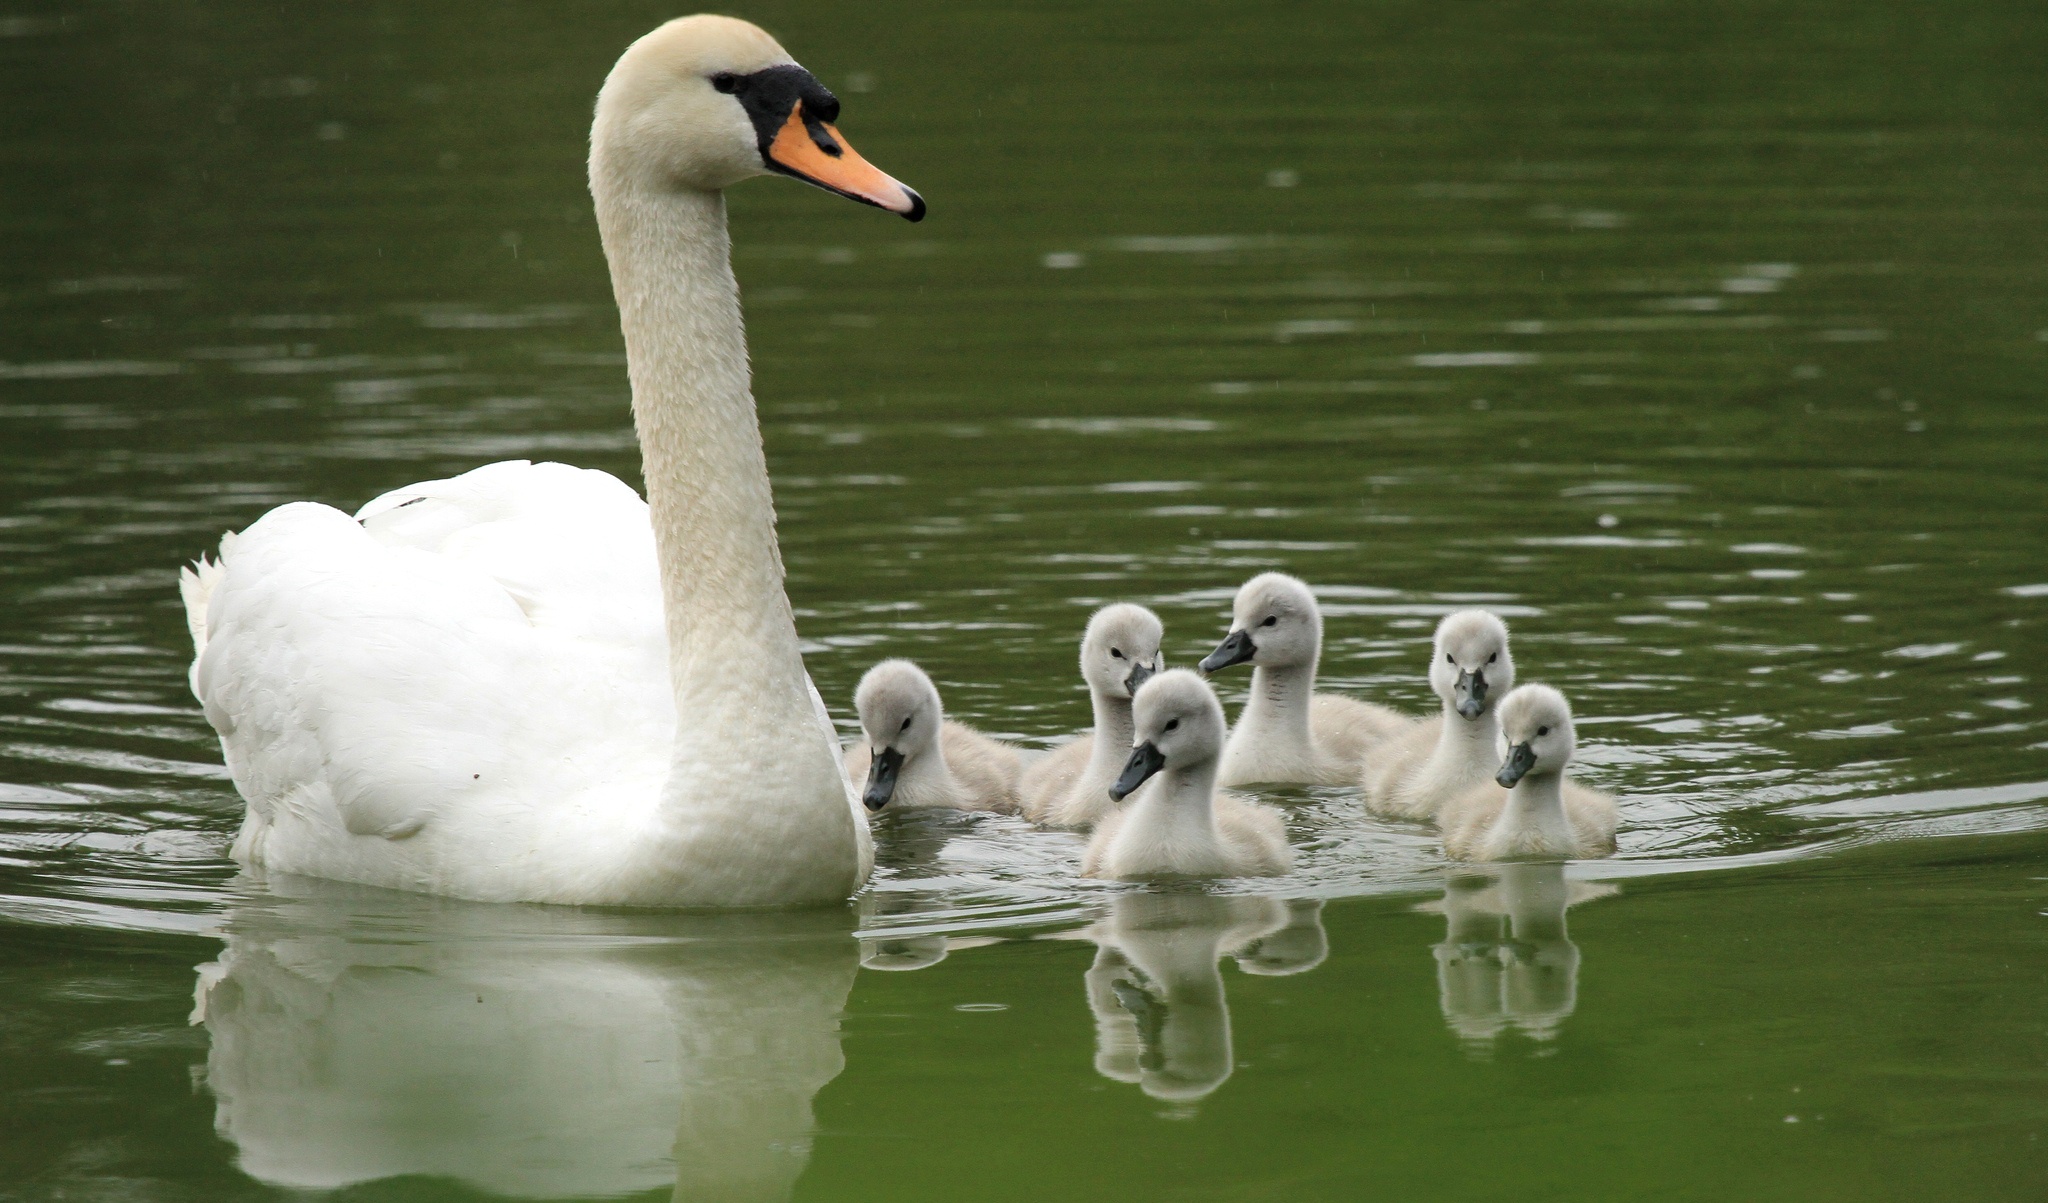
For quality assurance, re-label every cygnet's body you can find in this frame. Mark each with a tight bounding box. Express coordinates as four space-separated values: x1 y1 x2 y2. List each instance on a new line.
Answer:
1020 604 1165 828
843 660 1021 815
1364 610 1516 820
1200 573 1410 787
1439 684 1617 861
1082 670 1293 880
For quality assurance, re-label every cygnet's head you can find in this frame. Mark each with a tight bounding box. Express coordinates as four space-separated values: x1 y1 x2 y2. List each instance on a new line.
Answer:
1199 572 1322 675
1430 610 1515 721
1494 684 1578 788
592 15 923 217
1081 603 1166 701
853 659 944 810
1109 670 1227 801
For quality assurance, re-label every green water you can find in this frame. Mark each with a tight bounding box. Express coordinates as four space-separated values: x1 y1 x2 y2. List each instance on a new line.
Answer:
3 0 2046 1198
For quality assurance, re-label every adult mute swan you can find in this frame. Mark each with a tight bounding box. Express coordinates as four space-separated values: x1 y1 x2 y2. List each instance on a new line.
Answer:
179 16 924 907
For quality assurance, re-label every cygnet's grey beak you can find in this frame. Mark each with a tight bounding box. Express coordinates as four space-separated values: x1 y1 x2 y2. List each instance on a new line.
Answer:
1454 668 1488 721
863 746 904 811
1109 740 1167 802
1496 741 1537 788
1124 658 1156 695
1199 629 1256 675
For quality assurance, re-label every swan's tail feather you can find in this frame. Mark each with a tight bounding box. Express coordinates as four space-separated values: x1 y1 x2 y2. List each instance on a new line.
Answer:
179 533 235 659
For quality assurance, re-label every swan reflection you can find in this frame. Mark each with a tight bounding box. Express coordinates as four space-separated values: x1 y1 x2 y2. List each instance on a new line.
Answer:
1424 863 1616 1051
193 873 858 1201
1072 893 1326 1102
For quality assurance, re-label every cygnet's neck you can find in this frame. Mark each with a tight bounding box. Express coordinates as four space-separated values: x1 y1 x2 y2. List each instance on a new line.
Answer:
1081 685 1138 791
1499 771 1572 846
1425 697 1501 783
895 736 961 804
1126 757 1221 847
1235 657 1317 756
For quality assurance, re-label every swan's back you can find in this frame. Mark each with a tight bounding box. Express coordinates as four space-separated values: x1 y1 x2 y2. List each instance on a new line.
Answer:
189 461 682 901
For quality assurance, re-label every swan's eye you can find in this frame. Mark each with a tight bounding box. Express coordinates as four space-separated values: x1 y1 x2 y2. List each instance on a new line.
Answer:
1445 653 1455 665
1110 648 1124 660
1537 725 1550 736
899 717 913 732
710 72 739 94
1163 719 1180 732
1261 616 1278 628
1488 652 1498 664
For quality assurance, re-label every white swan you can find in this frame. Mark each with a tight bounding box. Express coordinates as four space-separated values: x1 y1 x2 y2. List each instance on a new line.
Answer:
1363 609 1516 820
1082 670 1293 880
841 659 1023 814
1198 572 1411 787
1438 684 1619 861
1019 603 1165 828
178 16 925 906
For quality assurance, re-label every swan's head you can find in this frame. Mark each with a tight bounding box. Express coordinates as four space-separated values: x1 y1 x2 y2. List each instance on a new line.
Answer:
853 659 944 810
1081 603 1166 701
1430 610 1515 721
1199 572 1321 674
593 15 923 218
1110 670 1226 801
1495 684 1578 787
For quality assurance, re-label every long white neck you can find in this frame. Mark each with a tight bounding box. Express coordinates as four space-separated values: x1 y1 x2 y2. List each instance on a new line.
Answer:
1080 687 1137 792
1235 660 1315 755
1423 697 1500 783
591 158 857 896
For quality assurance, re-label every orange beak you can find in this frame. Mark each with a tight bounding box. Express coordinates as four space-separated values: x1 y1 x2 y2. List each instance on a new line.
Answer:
766 105 925 221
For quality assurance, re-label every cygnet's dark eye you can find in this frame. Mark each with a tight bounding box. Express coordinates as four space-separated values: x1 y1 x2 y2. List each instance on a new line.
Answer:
710 72 739 94
1163 719 1180 732
1537 725 1550 736
1445 653 1455 665
1110 648 1124 660
1261 616 1278 627
899 716 913 732
1488 652 1498 664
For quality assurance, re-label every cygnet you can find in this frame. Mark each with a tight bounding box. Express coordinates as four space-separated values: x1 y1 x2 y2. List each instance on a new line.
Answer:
1020 603 1166 828
1198 572 1411 787
843 659 1022 815
1082 670 1293 880
1438 684 1618 861
1364 610 1516 820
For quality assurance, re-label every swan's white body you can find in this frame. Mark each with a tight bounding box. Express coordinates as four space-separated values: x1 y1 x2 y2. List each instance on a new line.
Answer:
179 17 922 906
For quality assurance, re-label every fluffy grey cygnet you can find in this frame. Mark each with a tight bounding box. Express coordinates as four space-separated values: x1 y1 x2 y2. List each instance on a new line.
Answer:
1199 572 1411 787
1438 684 1617 861
1364 609 1516 820
843 659 1022 815
1020 603 1165 828
1082 670 1292 880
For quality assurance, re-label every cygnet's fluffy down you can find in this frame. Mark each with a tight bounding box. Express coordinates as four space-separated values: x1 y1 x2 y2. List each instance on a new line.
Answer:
1438 684 1617 861
1020 603 1165 828
1082 670 1293 880
843 659 1022 815
1364 610 1516 820
1199 573 1412 787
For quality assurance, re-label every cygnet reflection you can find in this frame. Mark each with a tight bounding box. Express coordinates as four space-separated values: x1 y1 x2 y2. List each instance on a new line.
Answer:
193 872 859 1202
1072 892 1327 1103
857 891 1003 970
1423 862 1617 1052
